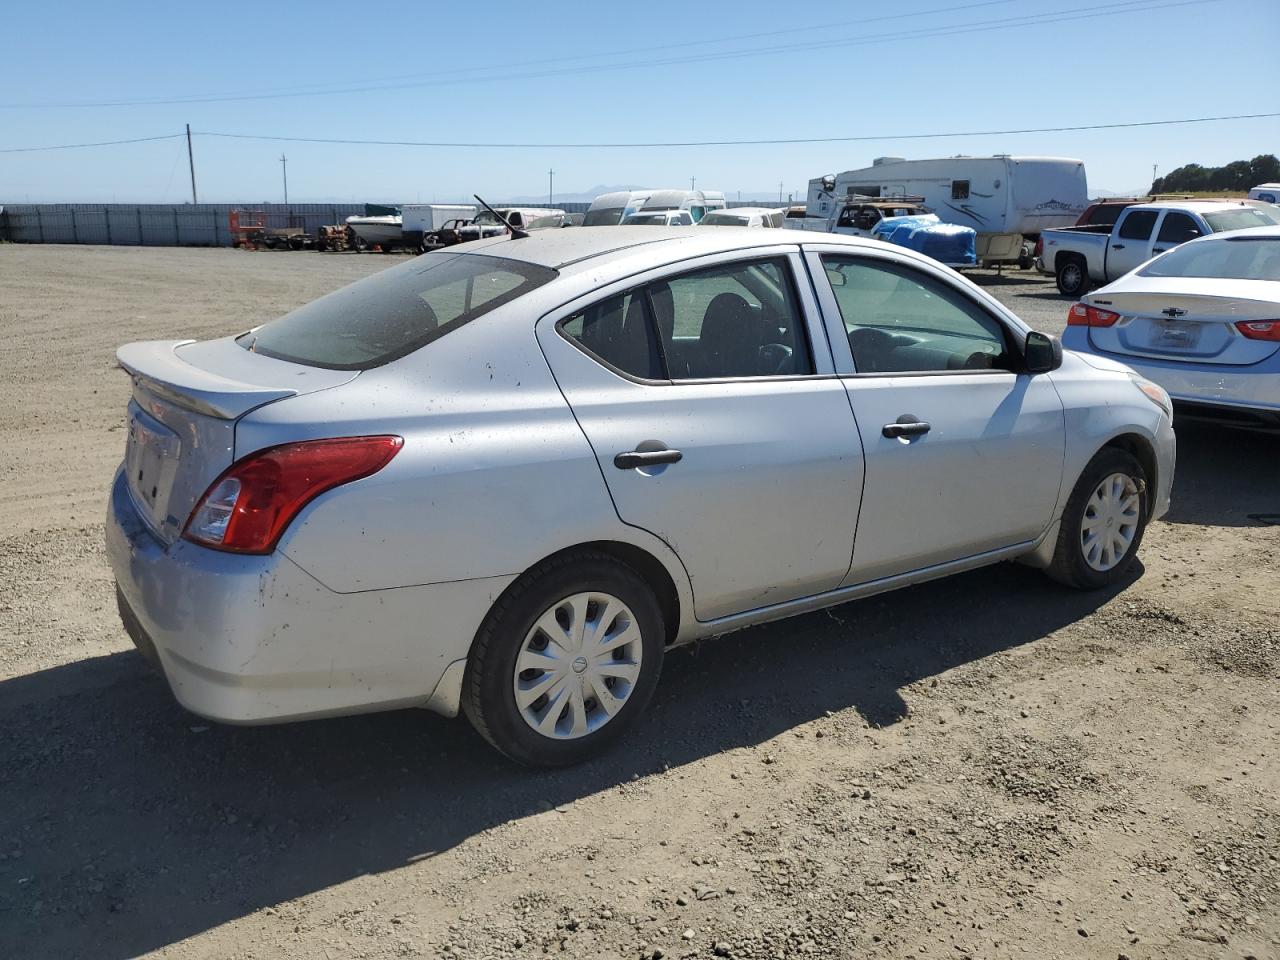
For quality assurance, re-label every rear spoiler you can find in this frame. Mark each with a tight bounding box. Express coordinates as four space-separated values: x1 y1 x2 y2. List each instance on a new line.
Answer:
117 340 298 420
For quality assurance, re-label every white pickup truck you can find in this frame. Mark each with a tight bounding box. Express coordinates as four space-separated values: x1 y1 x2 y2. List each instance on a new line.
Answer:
1039 199 1279 296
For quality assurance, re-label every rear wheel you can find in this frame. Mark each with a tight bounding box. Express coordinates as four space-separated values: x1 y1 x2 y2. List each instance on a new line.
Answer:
1056 256 1088 296
462 551 665 766
1046 448 1148 589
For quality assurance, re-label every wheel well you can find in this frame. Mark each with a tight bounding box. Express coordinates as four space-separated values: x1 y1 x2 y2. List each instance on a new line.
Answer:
1055 250 1085 272
1100 433 1158 519
536 541 682 645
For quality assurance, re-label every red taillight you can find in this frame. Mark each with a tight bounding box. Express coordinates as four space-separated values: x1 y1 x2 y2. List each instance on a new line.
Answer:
1234 320 1280 341
1067 303 1120 327
184 436 403 554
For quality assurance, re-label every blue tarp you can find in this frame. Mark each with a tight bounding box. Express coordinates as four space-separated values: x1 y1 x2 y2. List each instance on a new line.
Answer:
873 215 977 266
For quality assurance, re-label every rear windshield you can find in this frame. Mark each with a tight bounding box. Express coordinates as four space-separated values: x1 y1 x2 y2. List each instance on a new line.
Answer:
701 214 750 226
239 253 557 370
1203 207 1279 232
1139 235 1280 280
583 208 624 226
622 214 668 225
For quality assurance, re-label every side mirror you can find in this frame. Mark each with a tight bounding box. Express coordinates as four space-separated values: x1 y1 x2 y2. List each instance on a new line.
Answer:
1024 331 1063 373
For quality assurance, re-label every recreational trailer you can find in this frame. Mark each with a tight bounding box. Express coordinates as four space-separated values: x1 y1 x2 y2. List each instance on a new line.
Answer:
806 156 1088 264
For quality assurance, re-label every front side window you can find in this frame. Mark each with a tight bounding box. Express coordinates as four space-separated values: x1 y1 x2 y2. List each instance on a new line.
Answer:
1156 212 1202 245
559 258 815 381
951 180 970 201
242 253 557 370
1118 210 1158 240
821 256 1012 374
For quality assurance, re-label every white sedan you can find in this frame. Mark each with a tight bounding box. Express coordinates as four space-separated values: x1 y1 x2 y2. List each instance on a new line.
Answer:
107 228 1175 766
1063 226 1280 428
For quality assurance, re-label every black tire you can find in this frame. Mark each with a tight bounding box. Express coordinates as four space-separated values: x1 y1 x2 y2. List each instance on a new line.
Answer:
1056 256 1088 296
462 551 666 767
1045 448 1149 590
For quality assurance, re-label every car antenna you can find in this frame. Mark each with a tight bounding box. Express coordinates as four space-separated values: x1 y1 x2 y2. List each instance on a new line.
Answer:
473 194 529 239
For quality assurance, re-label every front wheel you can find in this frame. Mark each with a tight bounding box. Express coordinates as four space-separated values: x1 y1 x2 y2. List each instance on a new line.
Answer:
1045 448 1149 589
462 551 665 766
1056 257 1088 296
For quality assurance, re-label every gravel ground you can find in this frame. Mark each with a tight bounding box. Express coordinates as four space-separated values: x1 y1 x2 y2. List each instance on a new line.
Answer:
1 245 1277 960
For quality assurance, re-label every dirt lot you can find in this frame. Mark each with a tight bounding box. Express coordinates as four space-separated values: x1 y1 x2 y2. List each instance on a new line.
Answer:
1 245 1276 960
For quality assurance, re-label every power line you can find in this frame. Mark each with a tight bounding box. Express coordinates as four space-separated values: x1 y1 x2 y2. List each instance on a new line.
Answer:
194 112 1280 150
0 0 1022 109
0 0 1215 109
0 133 184 154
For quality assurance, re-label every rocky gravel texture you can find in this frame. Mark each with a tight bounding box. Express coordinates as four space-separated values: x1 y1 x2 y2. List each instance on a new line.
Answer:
0 246 1276 960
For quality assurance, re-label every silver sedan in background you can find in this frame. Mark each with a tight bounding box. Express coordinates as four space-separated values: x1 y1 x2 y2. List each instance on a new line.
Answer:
108 228 1175 766
1063 226 1280 429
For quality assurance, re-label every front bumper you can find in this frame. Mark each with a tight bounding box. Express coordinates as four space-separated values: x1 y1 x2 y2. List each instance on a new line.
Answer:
106 466 513 724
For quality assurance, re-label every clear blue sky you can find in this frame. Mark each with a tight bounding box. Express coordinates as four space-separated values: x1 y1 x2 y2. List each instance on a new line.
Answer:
2 0 1277 204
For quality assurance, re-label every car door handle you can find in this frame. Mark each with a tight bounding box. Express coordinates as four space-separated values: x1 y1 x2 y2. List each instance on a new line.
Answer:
613 448 683 470
882 418 931 439
1111 243 1125 250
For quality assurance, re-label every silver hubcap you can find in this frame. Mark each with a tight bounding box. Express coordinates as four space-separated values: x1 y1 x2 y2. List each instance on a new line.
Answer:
1063 264 1081 288
1080 472 1140 572
513 592 643 740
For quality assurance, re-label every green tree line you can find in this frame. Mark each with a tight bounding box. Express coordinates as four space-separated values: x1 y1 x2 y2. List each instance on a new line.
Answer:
1152 155 1279 193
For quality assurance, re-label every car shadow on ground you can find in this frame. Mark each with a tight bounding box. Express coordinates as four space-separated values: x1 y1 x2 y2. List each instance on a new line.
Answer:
1164 418 1280 527
3 422 1269 958
1 559 1128 959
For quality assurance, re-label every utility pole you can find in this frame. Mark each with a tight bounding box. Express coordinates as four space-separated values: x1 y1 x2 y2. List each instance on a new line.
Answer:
1152 162 1159 188
280 154 289 206
778 180 783 205
548 168 554 206
690 175 696 191
185 124 198 204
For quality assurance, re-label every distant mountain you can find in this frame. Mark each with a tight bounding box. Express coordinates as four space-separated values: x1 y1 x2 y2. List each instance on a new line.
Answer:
504 184 647 205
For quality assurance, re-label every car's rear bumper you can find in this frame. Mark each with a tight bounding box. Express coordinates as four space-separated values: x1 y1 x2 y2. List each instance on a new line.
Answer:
1060 333 1280 414
106 465 513 724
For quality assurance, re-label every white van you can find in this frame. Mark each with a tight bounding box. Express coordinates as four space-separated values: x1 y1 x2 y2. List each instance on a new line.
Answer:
584 188 727 225
583 191 654 226
1249 183 1280 205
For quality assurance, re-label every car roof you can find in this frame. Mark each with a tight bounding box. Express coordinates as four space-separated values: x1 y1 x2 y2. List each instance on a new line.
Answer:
1132 200 1258 212
446 225 882 273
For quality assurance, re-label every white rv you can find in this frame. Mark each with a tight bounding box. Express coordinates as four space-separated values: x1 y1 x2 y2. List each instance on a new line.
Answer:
584 188 727 225
806 156 1088 264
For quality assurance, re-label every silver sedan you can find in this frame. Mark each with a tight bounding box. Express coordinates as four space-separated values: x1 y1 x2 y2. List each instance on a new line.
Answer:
107 228 1175 765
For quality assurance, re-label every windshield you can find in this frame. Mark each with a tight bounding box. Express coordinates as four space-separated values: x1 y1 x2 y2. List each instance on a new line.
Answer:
583 208 625 226
701 214 750 226
239 253 557 370
1139 235 1280 280
621 214 668 226
474 210 506 224
1203 207 1279 232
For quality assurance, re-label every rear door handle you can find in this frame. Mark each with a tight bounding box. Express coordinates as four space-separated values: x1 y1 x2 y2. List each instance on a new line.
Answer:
882 417 931 439
614 448 683 470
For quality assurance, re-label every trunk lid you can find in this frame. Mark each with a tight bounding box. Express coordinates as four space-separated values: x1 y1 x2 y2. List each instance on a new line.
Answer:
1085 280 1280 366
118 337 357 543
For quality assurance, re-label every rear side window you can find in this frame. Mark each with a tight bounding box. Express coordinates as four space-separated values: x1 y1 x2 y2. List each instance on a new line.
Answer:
1118 210 1158 240
559 257 814 380
951 180 970 200
241 253 556 370
1156 212 1202 245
